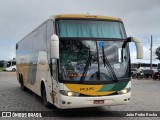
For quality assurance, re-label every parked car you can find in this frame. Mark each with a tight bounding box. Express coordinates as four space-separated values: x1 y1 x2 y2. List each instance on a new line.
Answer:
153 71 160 80
2 60 16 72
141 69 154 78
131 68 140 75
131 68 142 79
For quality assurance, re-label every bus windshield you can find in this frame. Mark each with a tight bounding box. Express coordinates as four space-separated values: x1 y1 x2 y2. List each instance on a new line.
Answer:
58 20 129 82
58 20 126 39
59 39 129 82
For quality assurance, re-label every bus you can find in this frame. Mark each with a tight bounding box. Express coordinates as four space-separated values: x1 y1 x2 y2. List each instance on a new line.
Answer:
16 14 143 109
0 60 4 67
3 60 16 72
131 63 157 70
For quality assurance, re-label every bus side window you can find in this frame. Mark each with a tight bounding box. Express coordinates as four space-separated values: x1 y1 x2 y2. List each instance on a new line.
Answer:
7 62 11 67
12 61 16 66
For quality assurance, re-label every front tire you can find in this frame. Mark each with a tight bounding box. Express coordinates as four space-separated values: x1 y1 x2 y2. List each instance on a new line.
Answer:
42 85 50 108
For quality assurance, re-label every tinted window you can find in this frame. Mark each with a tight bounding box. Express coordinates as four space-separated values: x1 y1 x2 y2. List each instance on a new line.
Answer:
12 61 16 65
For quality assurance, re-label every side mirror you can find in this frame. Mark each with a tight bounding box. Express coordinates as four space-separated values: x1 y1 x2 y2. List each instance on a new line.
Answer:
51 34 59 59
131 37 143 59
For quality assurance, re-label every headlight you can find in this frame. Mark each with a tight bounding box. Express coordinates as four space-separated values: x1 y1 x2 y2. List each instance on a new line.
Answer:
59 90 80 97
118 88 131 94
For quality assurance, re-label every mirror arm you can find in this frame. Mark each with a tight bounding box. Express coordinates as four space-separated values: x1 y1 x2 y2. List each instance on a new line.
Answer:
122 37 143 59
131 37 143 59
122 37 132 48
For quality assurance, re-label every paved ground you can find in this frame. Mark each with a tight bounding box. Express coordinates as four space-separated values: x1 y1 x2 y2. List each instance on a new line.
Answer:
0 72 160 120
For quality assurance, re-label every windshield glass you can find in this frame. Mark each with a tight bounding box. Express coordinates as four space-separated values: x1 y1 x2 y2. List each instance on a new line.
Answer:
59 39 129 82
58 20 125 39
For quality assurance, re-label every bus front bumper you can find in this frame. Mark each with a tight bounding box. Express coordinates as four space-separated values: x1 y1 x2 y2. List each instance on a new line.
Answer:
56 92 130 109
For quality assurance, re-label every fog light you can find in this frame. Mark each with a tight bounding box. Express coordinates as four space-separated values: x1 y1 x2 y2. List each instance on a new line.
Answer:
62 101 66 104
67 102 71 105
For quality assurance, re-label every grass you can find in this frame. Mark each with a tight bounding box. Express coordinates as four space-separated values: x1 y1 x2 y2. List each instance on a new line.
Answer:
0 67 3 72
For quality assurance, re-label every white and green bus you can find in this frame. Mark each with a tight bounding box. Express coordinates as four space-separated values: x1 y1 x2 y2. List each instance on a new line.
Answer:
16 14 143 109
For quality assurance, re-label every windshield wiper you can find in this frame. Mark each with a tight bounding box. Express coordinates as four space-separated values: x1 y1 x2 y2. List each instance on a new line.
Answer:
101 46 118 82
80 46 94 83
79 54 93 83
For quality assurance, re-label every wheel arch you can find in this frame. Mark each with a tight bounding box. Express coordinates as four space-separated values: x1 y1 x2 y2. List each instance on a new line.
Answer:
40 79 47 97
18 73 21 83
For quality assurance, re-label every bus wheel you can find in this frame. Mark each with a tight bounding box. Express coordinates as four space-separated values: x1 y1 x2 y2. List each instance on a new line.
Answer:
12 68 16 72
20 75 26 91
42 85 50 108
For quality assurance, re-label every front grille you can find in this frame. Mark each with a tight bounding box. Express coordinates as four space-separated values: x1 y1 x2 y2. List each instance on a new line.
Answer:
78 92 118 97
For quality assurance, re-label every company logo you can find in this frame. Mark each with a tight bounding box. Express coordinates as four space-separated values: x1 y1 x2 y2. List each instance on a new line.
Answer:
1 112 42 118
2 112 11 117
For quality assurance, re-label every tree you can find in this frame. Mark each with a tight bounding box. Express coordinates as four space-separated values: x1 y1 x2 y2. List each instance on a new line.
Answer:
155 46 160 60
0 60 4 67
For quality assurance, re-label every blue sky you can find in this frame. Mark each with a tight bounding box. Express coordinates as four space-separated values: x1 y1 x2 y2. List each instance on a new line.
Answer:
0 0 160 64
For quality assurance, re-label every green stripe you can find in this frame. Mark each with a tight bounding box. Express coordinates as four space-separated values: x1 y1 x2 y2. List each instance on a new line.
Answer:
111 82 128 91
98 84 115 92
98 82 128 92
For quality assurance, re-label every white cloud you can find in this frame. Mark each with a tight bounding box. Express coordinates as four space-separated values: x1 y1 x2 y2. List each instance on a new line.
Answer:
0 0 160 60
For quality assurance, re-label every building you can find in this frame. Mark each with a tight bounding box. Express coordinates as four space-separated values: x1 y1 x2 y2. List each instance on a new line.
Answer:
131 62 157 70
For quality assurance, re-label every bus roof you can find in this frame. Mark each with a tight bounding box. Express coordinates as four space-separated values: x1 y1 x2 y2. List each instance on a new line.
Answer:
50 14 122 21
18 14 122 44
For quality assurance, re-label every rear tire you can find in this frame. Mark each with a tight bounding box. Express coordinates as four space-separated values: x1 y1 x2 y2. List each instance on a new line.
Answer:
42 85 50 108
12 68 16 72
20 75 26 91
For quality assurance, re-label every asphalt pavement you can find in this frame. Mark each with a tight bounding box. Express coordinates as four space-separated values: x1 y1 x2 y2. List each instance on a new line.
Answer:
0 72 160 120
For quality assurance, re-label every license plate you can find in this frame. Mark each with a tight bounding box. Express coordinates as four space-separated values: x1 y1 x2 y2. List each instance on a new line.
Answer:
94 100 104 104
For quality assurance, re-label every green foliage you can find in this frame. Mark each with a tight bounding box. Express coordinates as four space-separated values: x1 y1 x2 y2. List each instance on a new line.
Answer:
155 46 160 60
0 67 3 72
